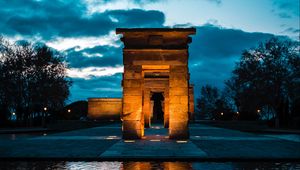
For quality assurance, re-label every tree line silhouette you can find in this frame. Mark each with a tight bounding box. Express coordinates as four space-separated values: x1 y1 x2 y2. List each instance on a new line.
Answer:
0 37 71 127
197 37 300 128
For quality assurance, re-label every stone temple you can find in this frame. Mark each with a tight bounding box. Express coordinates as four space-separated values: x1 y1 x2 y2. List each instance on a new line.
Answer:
88 28 196 139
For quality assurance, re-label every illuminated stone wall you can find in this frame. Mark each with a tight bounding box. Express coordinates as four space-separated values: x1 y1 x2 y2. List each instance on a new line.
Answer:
117 28 196 139
87 98 122 120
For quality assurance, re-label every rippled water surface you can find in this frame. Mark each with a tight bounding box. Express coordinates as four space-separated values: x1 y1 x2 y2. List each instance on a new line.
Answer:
0 161 300 170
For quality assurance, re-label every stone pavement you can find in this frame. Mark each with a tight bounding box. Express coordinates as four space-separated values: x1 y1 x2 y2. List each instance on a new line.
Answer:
0 123 299 160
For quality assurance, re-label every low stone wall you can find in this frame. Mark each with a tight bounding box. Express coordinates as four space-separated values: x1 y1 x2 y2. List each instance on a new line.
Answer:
88 98 122 120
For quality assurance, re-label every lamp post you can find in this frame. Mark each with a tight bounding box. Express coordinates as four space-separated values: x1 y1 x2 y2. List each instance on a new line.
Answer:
42 107 47 127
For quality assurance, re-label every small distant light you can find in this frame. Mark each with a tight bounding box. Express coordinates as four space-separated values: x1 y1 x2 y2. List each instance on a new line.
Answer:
12 112 16 116
236 112 239 115
150 139 160 142
156 135 160 136
221 112 224 116
165 136 169 139
257 109 261 113
67 109 71 113
124 140 135 143
106 137 115 140
194 136 200 138
176 140 188 143
44 107 47 111
43 133 47 136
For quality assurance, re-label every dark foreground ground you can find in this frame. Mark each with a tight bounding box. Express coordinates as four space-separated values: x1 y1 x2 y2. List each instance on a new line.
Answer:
0 123 299 161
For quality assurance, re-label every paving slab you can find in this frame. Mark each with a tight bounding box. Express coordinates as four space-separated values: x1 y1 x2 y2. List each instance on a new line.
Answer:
0 123 299 160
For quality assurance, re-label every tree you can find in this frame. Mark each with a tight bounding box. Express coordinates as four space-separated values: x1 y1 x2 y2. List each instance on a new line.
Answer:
197 85 234 120
226 37 300 123
0 37 71 126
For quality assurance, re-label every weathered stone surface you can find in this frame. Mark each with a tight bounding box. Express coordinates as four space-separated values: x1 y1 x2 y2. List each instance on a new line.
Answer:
123 79 142 87
169 96 189 104
88 98 122 120
118 28 195 139
169 121 189 139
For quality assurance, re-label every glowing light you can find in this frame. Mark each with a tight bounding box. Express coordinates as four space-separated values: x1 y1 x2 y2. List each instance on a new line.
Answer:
12 112 16 116
43 133 47 136
44 107 47 111
150 139 161 142
257 109 261 113
106 137 115 140
67 109 71 113
176 140 188 143
108 136 117 138
221 112 224 116
194 136 200 138
124 140 135 143
236 111 239 115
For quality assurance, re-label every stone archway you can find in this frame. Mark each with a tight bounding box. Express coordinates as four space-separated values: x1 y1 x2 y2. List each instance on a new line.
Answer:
117 28 196 139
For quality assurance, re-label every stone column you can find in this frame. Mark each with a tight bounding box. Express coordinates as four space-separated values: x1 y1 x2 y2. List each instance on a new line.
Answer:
122 65 144 139
143 89 151 128
169 65 189 139
164 88 169 128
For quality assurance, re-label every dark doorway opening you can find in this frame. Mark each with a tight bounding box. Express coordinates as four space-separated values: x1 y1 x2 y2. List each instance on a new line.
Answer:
150 92 164 124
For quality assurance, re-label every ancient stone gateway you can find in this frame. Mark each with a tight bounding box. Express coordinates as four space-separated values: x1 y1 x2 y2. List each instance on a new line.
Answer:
116 28 196 139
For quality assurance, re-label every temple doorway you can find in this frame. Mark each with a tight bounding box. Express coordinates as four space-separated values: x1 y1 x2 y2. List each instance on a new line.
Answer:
150 92 164 124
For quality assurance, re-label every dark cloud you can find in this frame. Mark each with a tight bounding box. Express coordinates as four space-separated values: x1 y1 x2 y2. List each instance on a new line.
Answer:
65 24 277 101
189 25 274 60
283 27 300 34
206 0 222 5
188 25 275 96
0 0 165 40
69 74 122 102
65 45 122 68
272 0 299 18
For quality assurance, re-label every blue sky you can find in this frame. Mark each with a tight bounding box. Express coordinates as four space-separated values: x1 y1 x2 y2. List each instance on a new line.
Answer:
0 0 299 102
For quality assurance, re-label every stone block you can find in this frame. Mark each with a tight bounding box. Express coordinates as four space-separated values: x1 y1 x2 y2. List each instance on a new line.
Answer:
169 96 188 104
87 98 122 120
123 79 141 88
170 65 188 73
169 120 189 139
169 87 188 96
122 120 142 131
123 87 142 96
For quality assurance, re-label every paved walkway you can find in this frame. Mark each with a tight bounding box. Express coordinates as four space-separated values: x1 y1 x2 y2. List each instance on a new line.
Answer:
0 123 299 160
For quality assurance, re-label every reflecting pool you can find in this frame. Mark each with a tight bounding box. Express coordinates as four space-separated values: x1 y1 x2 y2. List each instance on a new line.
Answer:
0 161 299 170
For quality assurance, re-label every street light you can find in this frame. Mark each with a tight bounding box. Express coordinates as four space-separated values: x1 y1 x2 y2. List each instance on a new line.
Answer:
221 112 224 116
67 109 71 113
44 107 47 111
12 112 16 116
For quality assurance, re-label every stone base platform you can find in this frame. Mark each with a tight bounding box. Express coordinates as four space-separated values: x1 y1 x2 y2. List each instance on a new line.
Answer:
0 123 299 161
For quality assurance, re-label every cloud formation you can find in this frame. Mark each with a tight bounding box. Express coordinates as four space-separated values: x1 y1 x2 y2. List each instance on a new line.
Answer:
272 0 299 18
0 0 165 40
189 25 274 95
1 0 287 102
